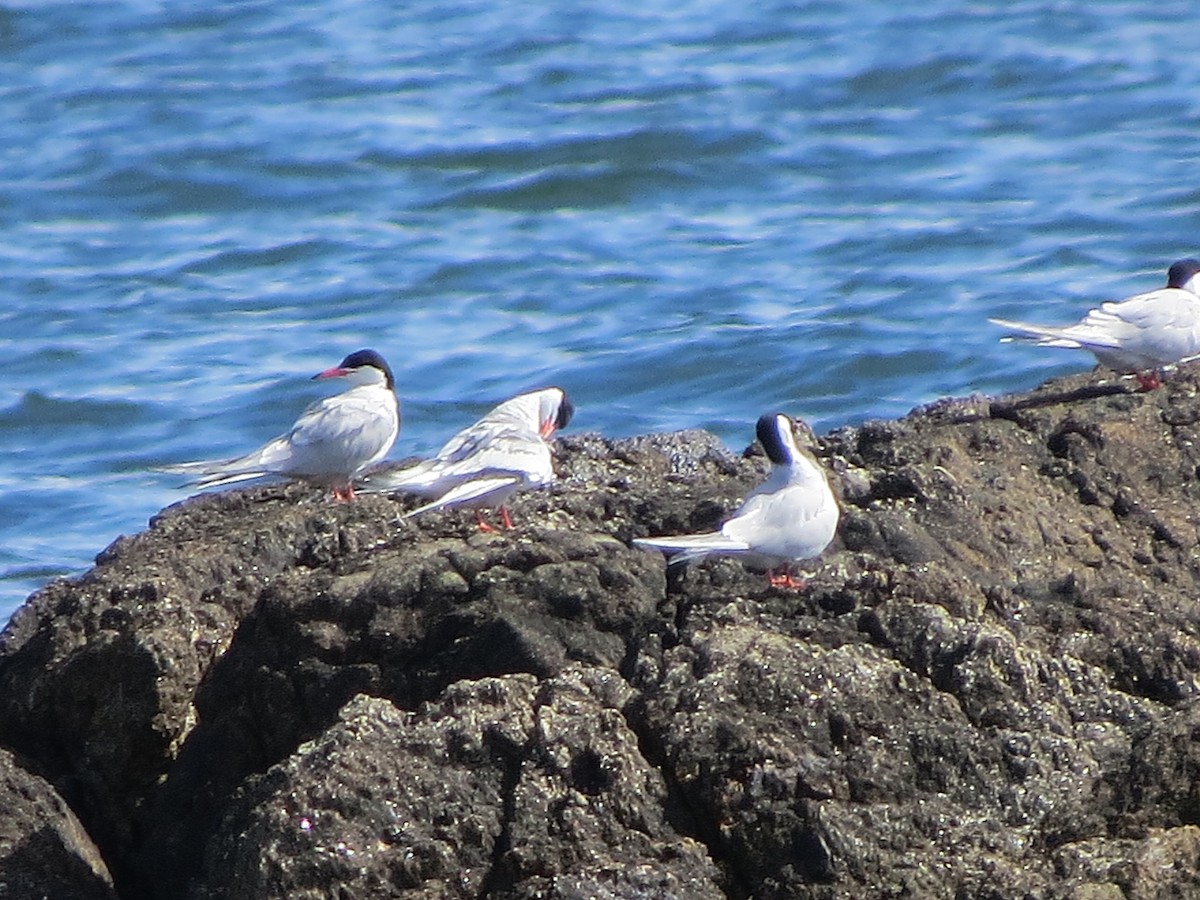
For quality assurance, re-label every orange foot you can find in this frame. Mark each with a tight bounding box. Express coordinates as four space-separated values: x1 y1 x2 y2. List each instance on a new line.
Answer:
475 507 514 532
332 485 356 502
769 569 806 590
1136 370 1163 391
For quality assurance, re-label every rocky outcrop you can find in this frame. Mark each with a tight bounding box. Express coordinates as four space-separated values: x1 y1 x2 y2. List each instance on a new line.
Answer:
0 746 116 899
4 369 1200 898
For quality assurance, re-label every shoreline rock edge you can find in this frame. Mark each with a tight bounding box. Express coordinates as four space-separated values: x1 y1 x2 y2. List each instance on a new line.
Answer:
4 369 1200 898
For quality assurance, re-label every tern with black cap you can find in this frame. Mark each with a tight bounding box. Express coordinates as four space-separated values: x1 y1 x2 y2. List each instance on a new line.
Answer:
633 412 839 587
990 258 1200 388
163 348 399 501
361 386 573 529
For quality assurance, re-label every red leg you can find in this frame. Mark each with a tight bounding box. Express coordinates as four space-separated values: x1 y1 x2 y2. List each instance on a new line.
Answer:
1136 370 1162 392
475 508 514 532
768 566 806 590
332 485 355 502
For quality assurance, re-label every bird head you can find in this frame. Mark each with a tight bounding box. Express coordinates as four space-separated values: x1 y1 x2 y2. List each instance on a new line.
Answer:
314 349 395 391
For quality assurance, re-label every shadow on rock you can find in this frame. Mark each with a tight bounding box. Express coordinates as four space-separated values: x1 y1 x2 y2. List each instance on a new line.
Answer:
130 522 672 896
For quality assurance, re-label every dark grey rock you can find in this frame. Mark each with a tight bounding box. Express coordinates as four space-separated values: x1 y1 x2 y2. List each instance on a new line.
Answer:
0 746 116 899
194 678 720 900
7 367 1200 898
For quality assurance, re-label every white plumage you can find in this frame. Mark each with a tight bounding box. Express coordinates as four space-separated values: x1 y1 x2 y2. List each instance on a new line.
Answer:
163 349 399 501
359 386 573 525
990 258 1200 372
633 413 839 585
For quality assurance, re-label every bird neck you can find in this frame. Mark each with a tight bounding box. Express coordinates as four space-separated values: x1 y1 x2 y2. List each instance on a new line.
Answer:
780 454 822 485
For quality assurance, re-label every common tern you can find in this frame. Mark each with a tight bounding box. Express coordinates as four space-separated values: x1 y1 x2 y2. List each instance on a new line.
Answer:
359 386 573 528
990 258 1200 385
164 349 399 501
633 413 839 587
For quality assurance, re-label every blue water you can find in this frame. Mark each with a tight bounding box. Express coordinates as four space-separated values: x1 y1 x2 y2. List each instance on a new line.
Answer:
3 0 1199 620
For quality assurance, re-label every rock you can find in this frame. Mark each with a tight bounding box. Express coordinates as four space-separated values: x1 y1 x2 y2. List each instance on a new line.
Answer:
0 746 116 899
196 679 720 899
5 366 1200 898
1052 826 1200 898
0 482 405 893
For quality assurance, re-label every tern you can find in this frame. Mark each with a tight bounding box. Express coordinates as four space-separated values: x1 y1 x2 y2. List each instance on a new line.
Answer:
359 386 573 528
633 412 839 587
164 349 399 501
990 258 1200 387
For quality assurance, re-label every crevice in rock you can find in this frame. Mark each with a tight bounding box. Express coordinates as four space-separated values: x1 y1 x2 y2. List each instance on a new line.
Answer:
622 685 749 899
476 732 525 899
988 382 1137 423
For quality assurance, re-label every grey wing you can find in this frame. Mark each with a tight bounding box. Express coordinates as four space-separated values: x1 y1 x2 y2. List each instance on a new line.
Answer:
1055 288 1200 352
722 481 837 559
1092 289 1200 336
159 453 278 487
433 419 492 465
161 432 298 485
989 317 1089 350
367 422 551 498
990 288 1200 350
356 457 444 495
356 417 527 495
438 415 529 463
402 475 524 518
436 423 552 484
631 532 750 565
283 393 396 475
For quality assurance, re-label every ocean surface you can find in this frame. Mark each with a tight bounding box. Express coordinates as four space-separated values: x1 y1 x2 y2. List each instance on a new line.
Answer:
3 0 1199 621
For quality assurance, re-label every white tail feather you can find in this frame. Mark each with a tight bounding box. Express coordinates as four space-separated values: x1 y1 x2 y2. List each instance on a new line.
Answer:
402 475 521 519
632 532 751 566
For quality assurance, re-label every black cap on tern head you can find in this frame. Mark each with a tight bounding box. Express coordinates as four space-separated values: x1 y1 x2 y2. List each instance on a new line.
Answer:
1166 259 1200 289
755 412 794 466
337 349 395 390
554 389 575 430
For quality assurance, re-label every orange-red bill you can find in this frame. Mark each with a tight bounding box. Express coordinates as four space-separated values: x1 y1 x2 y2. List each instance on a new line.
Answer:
313 366 349 380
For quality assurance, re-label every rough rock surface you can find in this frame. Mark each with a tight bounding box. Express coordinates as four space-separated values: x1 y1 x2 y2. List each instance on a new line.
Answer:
5 368 1200 898
0 746 116 899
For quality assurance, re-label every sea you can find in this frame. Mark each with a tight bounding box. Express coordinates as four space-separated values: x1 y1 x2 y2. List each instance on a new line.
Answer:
3 0 1199 622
